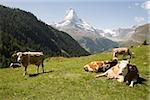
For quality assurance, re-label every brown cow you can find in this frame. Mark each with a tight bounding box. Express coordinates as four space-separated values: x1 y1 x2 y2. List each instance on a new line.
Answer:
112 47 133 59
84 58 118 72
96 60 139 87
12 52 44 76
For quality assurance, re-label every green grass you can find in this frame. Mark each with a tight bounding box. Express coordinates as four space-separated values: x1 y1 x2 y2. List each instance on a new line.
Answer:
0 45 149 100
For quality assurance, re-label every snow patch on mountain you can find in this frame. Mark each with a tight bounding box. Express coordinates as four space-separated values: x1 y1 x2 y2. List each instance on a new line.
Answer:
55 8 95 32
53 8 118 53
98 28 135 42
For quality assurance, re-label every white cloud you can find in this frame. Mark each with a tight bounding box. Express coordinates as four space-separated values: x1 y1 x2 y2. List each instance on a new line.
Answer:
134 16 145 23
135 2 140 6
141 0 150 10
128 2 141 9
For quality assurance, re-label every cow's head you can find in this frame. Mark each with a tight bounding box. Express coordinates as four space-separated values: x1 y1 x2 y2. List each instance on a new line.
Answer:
9 63 21 68
16 52 23 62
84 66 89 71
12 52 23 62
118 60 129 77
84 64 95 72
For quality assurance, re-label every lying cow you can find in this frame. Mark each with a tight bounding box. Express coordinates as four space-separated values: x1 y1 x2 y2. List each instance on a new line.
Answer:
12 51 44 76
84 58 118 72
112 47 133 59
96 60 139 87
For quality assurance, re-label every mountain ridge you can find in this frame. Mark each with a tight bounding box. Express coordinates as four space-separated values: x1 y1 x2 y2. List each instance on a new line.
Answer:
53 8 118 53
120 23 150 46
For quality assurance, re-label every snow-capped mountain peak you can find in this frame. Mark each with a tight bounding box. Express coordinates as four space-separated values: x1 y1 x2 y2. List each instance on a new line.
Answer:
53 8 118 53
64 8 78 21
103 29 117 36
54 8 95 32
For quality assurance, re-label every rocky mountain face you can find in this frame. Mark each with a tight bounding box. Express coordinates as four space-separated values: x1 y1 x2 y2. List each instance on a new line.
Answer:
53 8 118 53
98 23 149 46
98 28 135 42
120 24 150 46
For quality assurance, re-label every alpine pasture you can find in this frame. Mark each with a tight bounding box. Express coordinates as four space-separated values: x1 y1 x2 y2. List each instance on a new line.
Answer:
0 45 149 100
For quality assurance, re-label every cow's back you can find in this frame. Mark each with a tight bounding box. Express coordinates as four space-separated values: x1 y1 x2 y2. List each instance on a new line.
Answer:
29 54 44 65
21 52 44 66
113 48 128 53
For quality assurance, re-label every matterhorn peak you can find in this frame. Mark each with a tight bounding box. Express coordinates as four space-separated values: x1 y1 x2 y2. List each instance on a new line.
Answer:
54 8 95 32
64 8 79 21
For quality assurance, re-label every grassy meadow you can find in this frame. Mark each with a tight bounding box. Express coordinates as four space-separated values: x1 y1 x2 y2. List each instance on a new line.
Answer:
0 45 149 100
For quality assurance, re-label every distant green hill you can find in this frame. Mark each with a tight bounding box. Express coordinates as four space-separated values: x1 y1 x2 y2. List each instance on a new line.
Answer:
0 5 90 67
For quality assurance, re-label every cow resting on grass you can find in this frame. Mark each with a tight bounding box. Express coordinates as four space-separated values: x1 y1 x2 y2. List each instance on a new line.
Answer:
84 58 118 72
12 52 44 76
96 60 139 87
112 47 133 59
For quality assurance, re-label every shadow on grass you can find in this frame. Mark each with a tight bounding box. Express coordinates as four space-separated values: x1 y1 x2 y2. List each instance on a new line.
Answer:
138 77 147 84
28 70 53 77
126 77 147 86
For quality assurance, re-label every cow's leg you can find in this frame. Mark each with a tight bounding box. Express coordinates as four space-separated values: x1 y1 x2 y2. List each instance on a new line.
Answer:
23 66 28 76
36 65 39 74
42 62 44 73
117 76 124 82
129 79 137 87
128 50 132 59
96 70 108 78
125 80 129 85
129 52 132 59
113 52 117 59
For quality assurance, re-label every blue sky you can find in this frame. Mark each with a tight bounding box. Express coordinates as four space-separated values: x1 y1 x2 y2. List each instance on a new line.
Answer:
0 0 149 29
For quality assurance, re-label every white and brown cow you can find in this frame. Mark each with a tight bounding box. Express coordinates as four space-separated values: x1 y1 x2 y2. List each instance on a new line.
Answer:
12 52 44 76
112 47 133 59
84 58 118 72
96 60 139 87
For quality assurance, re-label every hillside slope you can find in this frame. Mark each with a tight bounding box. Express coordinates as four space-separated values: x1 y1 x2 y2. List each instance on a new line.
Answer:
120 24 150 46
0 45 149 99
0 5 90 67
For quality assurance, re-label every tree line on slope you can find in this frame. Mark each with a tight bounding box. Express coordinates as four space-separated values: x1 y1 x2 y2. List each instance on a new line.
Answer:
0 5 90 67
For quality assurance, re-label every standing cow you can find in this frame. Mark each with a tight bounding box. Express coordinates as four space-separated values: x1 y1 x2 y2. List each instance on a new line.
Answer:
112 47 133 59
12 51 44 76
